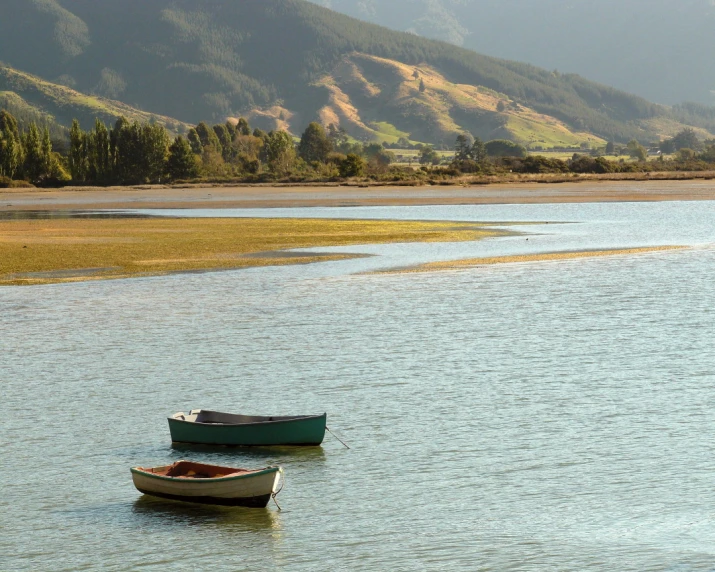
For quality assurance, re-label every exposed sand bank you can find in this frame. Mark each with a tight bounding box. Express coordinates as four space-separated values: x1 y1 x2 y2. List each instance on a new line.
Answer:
372 246 688 274
3 179 715 211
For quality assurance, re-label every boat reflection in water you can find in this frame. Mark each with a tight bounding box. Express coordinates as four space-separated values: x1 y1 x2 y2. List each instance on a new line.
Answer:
131 495 282 533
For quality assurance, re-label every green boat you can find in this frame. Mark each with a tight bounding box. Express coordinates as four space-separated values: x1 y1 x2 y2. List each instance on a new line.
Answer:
168 409 327 446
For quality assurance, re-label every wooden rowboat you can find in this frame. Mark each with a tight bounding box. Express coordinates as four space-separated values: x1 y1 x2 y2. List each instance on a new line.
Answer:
130 460 283 507
168 409 327 446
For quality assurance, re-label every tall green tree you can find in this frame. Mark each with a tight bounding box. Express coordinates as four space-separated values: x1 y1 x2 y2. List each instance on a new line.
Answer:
0 110 23 179
23 123 47 183
195 122 222 155
454 134 473 161
141 123 170 183
87 120 111 182
68 119 87 181
471 137 487 164
166 136 199 180
298 122 332 163
186 128 203 154
237 118 251 136
262 130 296 175
626 138 647 161
671 128 700 151
419 145 441 165
213 124 233 161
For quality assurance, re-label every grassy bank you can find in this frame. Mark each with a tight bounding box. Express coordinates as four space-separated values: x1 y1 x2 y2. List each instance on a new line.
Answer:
0 217 505 286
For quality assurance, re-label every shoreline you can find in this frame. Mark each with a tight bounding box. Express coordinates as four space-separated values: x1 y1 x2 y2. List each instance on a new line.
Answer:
3 178 715 211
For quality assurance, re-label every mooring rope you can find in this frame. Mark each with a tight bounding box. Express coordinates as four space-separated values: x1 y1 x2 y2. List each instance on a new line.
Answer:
326 426 350 449
272 467 285 511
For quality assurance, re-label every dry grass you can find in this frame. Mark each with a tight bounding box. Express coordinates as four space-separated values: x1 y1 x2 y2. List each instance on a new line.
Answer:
0 217 502 286
374 246 687 274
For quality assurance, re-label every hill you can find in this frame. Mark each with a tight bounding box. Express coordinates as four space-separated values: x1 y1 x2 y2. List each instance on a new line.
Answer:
0 0 712 146
312 0 715 107
0 65 191 138
316 54 605 148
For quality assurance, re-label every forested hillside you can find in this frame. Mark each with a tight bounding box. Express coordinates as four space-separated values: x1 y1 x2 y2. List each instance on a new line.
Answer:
312 0 715 106
0 0 712 145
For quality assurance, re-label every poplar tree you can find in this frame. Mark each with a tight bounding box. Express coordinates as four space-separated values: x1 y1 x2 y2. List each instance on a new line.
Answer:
141 123 170 183
0 111 23 179
41 127 52 177
187 128 202 154
471 137 487 164
23 123 45 183
69 119 87 181
87 120 111 182
237 118 251 136
167 136 199 180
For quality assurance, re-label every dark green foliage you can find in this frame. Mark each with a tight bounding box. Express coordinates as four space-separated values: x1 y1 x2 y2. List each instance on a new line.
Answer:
237 118 251 136
471 137 487 164
68 119 86 181
626 139 647 161
213 124 233 161
22 123 45 183
454 134 472 161
660 139 676 154
167 136 199 180
298 122 332 163
670 128 700 151
485 139 526 158
569 155 617 174
195 123 222 156
261 130 297 175
87 120 111 183
187 129 203 154
327 124 350 151
519 155 570 174
0 110 24 178
339 153 366 177
419 146 441 165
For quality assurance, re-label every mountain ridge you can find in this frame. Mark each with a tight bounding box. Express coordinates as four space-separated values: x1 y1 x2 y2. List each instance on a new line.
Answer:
0 0 712 146
312 0 715 107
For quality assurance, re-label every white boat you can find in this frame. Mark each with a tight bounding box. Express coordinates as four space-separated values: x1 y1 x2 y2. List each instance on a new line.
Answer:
130 460 283 507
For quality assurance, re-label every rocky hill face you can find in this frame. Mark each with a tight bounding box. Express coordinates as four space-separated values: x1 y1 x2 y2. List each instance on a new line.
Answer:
0 0 712 145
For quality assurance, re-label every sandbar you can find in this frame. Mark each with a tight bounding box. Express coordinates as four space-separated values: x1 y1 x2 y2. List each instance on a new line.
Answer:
373 246 688 274
3 179 715 211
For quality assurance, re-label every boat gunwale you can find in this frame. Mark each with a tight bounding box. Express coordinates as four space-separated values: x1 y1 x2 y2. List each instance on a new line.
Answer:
168 412 327 427
130 465 279 483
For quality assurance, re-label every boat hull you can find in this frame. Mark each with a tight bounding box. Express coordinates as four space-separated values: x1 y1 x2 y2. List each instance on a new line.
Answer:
131 466 280 508
168 412 327 446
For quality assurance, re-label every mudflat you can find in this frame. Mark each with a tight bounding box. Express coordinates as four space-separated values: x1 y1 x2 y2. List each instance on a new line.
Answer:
0 217 502 286
3 179 715 211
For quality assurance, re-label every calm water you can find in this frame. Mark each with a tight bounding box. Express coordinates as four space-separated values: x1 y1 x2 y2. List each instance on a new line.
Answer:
3 201 715 571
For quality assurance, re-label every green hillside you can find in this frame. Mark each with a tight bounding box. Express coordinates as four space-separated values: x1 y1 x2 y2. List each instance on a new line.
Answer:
0 65 191 137
0 0 712 145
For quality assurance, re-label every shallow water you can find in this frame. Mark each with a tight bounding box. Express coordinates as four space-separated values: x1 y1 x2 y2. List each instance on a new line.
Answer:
3 201 715 570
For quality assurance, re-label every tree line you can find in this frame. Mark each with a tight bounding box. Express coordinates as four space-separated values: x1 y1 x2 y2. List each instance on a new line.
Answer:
4 108 715 187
